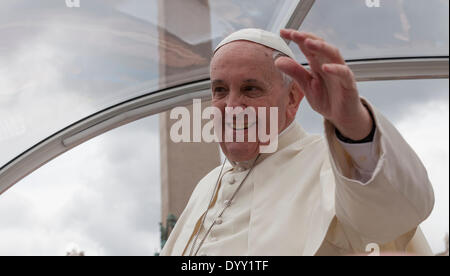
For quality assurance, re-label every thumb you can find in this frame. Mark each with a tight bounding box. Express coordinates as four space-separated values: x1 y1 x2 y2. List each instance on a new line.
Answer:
275 57 312 90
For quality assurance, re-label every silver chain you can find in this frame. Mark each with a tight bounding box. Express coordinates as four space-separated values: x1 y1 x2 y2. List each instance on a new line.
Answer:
187 158 226 256
188 155 260 256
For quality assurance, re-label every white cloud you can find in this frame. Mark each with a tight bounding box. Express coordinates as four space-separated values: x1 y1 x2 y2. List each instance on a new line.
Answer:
0 22 97 166
395 99 449 254
0 116 161 256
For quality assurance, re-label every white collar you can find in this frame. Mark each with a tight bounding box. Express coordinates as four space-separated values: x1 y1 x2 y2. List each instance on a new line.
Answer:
278 120 295 137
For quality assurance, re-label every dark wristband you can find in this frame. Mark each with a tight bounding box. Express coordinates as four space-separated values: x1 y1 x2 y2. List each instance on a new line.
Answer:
335 106 376 144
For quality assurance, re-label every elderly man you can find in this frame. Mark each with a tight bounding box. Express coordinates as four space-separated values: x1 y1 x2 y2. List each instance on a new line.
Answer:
161 28 434 256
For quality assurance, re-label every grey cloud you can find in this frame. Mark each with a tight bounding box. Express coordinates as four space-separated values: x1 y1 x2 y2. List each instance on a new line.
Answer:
296 79 449 134
0 115 162 256
292 0 448 63
0 0 161 167
57 115 161 255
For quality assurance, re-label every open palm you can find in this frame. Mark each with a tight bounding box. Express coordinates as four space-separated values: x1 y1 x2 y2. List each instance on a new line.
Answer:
275 29 373 140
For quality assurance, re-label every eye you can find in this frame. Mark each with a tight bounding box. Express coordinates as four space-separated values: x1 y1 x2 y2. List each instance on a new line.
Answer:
242 86 262 97
213 87 228 98
243 86 258 91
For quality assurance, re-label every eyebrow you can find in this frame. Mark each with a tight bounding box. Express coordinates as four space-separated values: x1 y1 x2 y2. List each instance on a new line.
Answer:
211 80 226 86
242 79 266 86
243 79 271 89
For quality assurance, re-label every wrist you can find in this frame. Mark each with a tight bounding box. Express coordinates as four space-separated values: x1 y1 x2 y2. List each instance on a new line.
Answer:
333 104 374 141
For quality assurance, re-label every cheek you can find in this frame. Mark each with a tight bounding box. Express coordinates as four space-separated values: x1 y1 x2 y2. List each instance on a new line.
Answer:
211 101 226 129
277 102 287 118
211 100 225 112
276 91 290 115
257 95 287 130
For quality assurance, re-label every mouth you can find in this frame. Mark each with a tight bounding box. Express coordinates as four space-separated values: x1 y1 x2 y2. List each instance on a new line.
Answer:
226 121 257 131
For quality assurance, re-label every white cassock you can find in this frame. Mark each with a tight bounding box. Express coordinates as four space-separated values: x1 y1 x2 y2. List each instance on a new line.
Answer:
161 98 435 256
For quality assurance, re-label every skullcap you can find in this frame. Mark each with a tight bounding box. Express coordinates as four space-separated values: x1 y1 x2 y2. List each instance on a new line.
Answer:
214 28 295 59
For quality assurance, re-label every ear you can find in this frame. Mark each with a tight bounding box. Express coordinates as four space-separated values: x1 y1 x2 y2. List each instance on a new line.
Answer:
286 81 304 121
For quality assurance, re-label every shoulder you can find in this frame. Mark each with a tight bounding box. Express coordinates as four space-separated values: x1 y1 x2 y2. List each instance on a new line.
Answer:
288 132 327 155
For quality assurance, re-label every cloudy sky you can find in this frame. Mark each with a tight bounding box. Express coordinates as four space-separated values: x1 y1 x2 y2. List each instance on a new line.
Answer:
0 0 448 255
0 116 162 255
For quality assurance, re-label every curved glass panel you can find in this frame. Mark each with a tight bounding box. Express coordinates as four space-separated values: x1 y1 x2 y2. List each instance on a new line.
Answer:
292 0 449 63
0 115 160 255
0 0 296 168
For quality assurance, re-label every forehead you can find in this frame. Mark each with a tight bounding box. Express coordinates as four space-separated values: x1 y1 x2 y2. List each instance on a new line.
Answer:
210 41 276 78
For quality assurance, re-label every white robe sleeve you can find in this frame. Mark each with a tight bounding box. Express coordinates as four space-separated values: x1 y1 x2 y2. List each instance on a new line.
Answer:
323 98 435 245
337 133 379 184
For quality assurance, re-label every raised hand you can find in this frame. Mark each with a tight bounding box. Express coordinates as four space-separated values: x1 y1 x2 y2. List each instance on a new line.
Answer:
275 29 373 141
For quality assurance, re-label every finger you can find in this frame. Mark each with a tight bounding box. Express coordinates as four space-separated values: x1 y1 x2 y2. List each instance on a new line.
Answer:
280 29 322 60
275 56 326 111
304 39 345 64
280 29 324 43
279 34 316 80
275 56 312 89
281 30 324 58
281 31 329 78
304 77 327 112
322 64 356 90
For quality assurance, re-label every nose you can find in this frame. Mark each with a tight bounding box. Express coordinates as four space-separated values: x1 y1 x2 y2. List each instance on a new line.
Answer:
226 90 246 109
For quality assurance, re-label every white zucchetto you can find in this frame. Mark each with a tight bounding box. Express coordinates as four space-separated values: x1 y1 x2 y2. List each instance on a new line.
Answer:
214 28 295 59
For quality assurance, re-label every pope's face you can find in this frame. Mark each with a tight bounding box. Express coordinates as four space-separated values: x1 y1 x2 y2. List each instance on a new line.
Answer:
210 41 293 162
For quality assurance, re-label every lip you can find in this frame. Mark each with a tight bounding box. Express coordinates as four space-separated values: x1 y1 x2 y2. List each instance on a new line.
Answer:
225 121 257 131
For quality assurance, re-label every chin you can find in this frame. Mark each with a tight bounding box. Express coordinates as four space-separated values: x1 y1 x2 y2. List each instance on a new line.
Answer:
221 142 259 162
